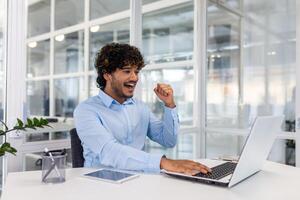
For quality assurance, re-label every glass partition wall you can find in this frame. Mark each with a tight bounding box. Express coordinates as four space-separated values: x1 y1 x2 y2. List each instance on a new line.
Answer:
206 0 243 159
141 0 195 158
141 1 194 125
206 0 296 166
24 0 298 168
243 0 296 165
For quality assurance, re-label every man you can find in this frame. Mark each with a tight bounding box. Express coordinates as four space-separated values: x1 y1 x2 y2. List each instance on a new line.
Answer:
74 43 211 175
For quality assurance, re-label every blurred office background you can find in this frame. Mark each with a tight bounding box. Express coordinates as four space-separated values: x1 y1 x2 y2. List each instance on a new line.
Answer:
0 0 298 191
0 0 6 189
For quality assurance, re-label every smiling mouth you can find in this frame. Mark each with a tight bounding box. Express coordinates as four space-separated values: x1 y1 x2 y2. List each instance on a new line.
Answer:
124 82 136 90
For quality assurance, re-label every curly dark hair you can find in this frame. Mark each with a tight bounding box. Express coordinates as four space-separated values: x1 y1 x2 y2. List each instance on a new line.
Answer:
94 43 145 90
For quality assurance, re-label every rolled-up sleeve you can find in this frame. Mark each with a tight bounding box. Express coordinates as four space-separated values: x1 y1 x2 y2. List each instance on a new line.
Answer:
74 104 163 173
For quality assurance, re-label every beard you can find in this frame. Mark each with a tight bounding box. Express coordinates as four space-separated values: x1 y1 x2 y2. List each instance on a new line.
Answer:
110 77 135 100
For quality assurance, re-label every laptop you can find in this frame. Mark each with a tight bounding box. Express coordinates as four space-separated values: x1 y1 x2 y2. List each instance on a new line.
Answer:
162 116 284 187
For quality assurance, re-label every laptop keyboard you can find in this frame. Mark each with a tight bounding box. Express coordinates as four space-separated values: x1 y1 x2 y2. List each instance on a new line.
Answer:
194 162 237 180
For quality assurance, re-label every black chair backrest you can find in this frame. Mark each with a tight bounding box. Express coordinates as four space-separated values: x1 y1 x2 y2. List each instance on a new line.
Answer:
70 128 85 168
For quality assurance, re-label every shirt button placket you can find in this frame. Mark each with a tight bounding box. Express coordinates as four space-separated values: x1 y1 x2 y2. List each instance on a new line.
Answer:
123 104 132 143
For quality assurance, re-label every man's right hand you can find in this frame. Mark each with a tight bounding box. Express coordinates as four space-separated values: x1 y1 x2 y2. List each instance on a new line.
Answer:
160 156 212 175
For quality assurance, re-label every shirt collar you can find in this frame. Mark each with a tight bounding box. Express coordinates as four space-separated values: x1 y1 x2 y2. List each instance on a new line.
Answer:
98 90 135 108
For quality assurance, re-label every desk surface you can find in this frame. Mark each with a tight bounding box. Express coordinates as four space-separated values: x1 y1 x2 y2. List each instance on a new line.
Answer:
2 160 300 200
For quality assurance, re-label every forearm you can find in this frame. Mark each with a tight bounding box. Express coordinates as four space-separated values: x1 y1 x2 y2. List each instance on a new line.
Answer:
147 106 179 148
100 140 163 173
161 106 179 146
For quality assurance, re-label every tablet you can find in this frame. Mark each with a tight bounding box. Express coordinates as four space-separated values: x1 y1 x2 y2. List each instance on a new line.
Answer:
84 169 139 184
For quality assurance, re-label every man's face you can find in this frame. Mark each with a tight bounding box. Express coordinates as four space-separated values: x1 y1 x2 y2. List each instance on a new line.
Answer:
105 65 140 102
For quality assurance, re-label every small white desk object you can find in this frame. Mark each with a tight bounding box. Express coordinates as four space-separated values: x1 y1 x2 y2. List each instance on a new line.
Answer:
1 160 300 200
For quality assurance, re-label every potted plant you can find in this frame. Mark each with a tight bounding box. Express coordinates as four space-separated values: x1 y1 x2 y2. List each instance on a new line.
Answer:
0 118 50 156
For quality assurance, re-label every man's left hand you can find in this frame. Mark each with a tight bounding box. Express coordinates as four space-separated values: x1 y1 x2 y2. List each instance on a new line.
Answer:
154 83 176 108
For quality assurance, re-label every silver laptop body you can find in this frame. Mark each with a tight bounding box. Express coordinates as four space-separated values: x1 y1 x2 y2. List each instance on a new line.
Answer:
163 116 284 188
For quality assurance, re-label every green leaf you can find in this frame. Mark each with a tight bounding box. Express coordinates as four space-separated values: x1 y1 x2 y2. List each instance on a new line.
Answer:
0 143 17 156
9 146 17 154
17 118 24 127
0 150 5 157
33 117 40 126
27 118 33 127
24 118 40 129
13 125 20 129
0 120 8 131
2 142 10 148
41 118 49 126
6 150 16 156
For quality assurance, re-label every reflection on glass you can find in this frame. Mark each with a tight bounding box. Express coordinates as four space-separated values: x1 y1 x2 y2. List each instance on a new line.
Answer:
27 81 49 116
90 0 129 20
117 30 130 43
54 77 81 117
144 138 175 158
243 0 296 129
142 2 193 64
89 19 129 69
145 132 196 159
141 67 194 125
88 75 98 97
55 0 84 30
54 31 84 74
27 39 50 77
269 139 295 166
27 0 50 37
206 1 240 128
285 139 295 166
25 132 49 143
206 132 243 158
176 133 195 159
205 0 296 166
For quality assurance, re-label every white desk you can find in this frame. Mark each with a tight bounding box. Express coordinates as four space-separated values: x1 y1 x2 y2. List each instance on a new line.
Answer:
2 160 300 200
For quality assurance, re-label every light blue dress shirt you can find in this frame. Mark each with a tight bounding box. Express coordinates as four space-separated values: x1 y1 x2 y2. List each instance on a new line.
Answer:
74 90 179 173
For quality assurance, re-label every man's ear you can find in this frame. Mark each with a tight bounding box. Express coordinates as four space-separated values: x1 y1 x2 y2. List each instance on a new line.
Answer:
103 73 112 81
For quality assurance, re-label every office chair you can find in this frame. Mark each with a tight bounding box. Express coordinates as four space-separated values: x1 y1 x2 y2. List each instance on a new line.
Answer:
70 128 85 168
